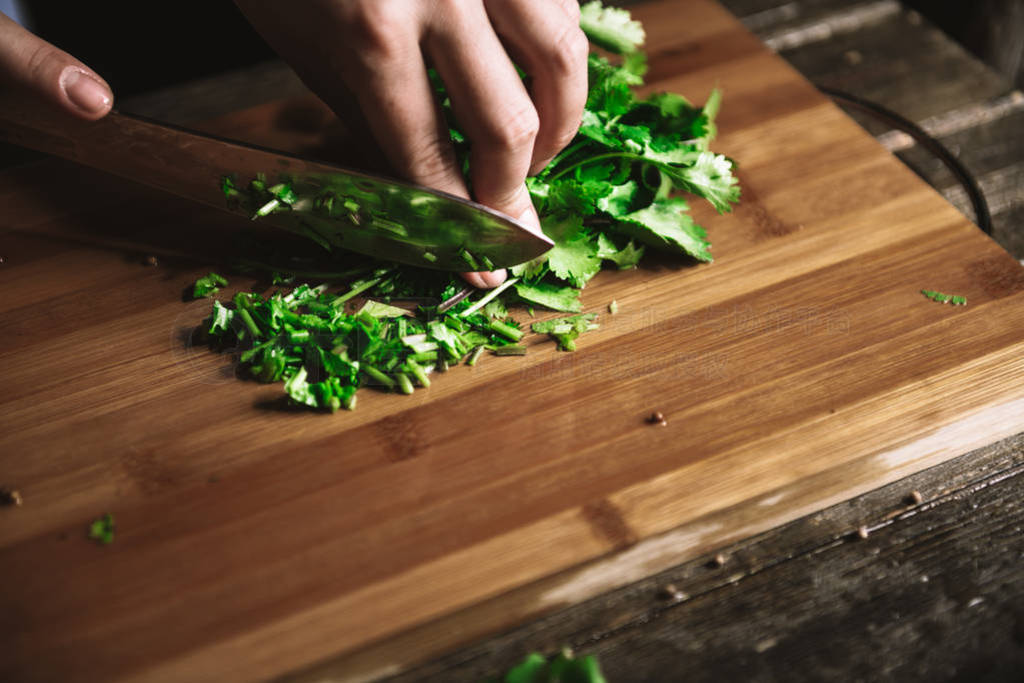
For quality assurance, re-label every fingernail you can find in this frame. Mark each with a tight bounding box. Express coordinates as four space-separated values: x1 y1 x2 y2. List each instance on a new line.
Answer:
61 67 111 114
476 269 507 288
517 205 543 235
461 272 487 288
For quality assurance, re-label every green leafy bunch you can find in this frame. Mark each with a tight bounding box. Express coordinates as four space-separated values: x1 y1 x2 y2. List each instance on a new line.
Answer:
436 0 741 310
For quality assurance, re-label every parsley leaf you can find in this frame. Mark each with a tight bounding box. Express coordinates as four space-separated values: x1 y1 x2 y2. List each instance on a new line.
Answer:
514 281 583 313
192 272 228 299
596 233 645 269
613 197 712 261
579 1 646 55
546 233 603 288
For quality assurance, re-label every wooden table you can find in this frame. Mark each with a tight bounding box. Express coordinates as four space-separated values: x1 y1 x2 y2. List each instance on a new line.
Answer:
2 1 1022 681
388 4 1024 679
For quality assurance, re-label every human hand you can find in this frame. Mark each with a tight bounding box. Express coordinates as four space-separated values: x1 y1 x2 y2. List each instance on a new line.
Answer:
234 0 589 288
0 12 113 120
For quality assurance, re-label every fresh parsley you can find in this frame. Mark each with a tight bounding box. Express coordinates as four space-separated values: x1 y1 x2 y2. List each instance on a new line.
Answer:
199 2 741 411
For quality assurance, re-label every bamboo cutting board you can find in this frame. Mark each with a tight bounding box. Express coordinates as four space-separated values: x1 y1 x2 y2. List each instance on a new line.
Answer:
2 1 1024 681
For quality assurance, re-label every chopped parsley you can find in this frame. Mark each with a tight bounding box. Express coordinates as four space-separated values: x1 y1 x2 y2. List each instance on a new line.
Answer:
192 272 228 299
88 513 115 545
199 273 537 411
921 289 967 305
532 314 600 351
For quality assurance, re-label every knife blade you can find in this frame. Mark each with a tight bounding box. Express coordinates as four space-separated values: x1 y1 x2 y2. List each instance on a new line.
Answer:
0 94 553 271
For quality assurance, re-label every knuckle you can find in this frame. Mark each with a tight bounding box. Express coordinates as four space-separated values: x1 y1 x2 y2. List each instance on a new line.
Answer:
432 0 467 19
23 42 63 83
560 0 582 22
543 24 589 78
342 1 408 59
403 139 460 190
482 184 531 213
491 105 540 152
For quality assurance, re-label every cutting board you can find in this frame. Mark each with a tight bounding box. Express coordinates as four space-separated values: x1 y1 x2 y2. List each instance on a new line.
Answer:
2 1 1024 681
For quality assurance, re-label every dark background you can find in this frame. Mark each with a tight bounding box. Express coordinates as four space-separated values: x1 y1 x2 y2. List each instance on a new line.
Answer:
904 0 1023 89
20 2 276 97
14 1 1024 98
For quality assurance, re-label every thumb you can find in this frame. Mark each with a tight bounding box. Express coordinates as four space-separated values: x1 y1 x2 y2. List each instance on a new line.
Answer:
0 12 113 120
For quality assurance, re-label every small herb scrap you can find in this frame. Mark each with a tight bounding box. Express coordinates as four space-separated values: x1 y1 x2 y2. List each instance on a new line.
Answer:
532 314 599 351
490 649 607 683
579 0 645 55
921 289 967 305
192 272 228 299
88 513 115 545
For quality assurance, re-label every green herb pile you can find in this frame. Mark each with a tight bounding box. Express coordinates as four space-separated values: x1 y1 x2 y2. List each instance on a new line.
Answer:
196 1 740 411
200 272 547 410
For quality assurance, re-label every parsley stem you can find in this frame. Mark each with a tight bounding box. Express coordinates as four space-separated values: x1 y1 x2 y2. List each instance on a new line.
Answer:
253 198 280 218
488 320 524 342
405 359 431 387
543 140 590 176
334 271 393 307
461 277 520 317
466 345 485 366
395 372 414 395
362 366 394 389
236 308 261 339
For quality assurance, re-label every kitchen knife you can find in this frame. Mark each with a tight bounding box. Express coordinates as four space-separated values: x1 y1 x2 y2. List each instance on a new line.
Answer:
0 94 553 271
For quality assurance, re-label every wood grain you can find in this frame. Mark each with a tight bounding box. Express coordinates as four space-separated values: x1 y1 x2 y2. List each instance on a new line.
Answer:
1 1 1023 681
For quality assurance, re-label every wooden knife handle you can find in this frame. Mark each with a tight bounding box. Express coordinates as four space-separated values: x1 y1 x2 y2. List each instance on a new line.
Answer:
0 90 332 211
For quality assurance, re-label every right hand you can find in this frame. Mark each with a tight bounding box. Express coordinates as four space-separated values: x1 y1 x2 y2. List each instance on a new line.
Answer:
234 0 590 288
0 11 113 120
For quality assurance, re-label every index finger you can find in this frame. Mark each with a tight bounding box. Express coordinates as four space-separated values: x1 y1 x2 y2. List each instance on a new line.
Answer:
485 0 589 175
425 2 542 231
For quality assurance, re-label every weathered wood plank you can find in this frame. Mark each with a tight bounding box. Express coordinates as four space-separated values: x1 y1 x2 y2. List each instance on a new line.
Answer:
381 434 1024 682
